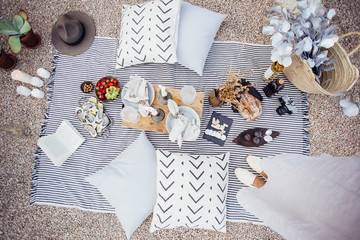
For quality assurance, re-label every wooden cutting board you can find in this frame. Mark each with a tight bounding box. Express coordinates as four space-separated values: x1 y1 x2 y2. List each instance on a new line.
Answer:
122 85 204 134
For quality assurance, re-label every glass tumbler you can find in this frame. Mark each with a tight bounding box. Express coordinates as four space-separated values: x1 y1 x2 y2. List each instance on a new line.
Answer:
181 85 196 105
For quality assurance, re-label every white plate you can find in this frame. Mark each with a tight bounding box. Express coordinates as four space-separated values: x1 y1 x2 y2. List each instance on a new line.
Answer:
166 106 200 133
121 82 155 110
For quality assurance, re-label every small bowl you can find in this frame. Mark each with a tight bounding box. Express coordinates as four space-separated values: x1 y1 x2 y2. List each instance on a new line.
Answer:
80 81 94 93
95 76 121 102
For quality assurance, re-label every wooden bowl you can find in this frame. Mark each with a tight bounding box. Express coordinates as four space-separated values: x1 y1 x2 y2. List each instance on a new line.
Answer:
80 81 94 93
95 76 121 102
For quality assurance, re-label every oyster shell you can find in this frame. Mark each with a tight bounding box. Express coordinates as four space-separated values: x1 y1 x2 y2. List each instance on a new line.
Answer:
101 115 109 127
84 124 97 137
75 107 85 122
75 97 112 138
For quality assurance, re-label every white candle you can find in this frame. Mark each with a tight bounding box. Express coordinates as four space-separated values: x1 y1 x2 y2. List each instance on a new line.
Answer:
16 86 31 97
11 70 32 84
29 77 44 88
146 107 158 116
31 89 45 98
37 68 50 79
159 85 167 97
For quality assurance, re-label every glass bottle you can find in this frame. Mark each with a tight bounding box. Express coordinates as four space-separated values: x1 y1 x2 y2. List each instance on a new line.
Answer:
262 61 284 82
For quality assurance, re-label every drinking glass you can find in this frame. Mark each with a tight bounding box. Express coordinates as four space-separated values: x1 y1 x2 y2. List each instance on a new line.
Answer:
181 85 196 105
121 106 140 123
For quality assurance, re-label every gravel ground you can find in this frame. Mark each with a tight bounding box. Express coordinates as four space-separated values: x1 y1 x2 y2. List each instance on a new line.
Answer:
0 0 359 239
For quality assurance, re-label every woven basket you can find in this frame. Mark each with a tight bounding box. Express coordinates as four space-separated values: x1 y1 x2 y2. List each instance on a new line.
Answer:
283 32 360 96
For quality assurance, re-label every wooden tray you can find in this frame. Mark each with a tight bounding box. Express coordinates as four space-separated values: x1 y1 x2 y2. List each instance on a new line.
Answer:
122 85 204 134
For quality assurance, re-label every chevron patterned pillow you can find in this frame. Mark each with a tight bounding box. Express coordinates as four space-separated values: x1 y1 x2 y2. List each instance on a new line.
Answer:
115 0 181 69
150 150 230 233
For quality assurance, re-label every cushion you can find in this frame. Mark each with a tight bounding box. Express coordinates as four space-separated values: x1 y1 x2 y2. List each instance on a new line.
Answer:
115 0 181 69
176 2 226 75
86 132 157 239
150 150 230 233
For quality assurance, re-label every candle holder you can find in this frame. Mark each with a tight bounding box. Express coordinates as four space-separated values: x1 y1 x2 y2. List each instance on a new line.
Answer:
158 91 173 105
151 108 165 122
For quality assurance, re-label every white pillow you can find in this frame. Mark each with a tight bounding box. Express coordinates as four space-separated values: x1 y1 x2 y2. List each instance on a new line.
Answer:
176 1 226 75
115 0 181 69
86 132 157 239
150 150 230 233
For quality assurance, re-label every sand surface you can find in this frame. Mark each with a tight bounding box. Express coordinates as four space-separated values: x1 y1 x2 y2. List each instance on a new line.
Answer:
0 0 359 239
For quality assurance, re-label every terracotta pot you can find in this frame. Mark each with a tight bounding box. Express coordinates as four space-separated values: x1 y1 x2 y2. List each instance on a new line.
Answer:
0 49 17 70
208 89 224 107
20 29 41 48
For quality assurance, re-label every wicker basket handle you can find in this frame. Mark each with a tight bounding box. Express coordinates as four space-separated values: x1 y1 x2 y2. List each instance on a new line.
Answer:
339 31 360 57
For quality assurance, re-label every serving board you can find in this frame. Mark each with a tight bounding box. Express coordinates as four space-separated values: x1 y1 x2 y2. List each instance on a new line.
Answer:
122 85 204 133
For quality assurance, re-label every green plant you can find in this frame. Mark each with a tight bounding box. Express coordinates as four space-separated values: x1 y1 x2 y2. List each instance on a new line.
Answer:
0 11 31 53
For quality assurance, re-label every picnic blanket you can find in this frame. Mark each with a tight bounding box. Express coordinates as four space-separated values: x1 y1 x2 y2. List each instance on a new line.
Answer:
31 37 309 223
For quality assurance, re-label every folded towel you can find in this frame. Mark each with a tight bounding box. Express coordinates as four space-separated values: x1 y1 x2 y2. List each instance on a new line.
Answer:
124 75 150 117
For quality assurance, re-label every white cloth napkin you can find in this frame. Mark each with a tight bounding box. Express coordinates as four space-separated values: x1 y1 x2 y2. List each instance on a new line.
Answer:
124 75 149 117
167 99 200 148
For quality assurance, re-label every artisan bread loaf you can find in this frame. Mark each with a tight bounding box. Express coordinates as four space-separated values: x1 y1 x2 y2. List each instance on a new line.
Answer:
238 93 262 121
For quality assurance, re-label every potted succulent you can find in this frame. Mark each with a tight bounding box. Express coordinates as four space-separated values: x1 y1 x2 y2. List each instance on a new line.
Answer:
0 46 17 70
0 10 41 53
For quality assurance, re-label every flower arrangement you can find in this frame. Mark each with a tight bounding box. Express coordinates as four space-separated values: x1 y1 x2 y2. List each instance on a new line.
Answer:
262 0 338 83
216 66 255 109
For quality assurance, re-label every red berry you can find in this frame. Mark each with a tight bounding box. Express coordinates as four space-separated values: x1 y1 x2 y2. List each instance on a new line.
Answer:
97 91 101 95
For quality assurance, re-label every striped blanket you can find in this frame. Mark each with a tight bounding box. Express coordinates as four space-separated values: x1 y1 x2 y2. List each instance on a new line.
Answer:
31 37 309 223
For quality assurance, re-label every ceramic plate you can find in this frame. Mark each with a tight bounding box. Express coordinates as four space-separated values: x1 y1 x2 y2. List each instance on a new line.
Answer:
121 82 155 109
166 106 200 133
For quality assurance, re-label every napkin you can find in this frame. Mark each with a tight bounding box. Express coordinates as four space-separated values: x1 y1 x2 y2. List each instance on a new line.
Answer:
124 75 150 117
167 99 200 148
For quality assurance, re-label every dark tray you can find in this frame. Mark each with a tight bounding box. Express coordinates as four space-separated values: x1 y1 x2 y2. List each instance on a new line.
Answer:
233 128 279 147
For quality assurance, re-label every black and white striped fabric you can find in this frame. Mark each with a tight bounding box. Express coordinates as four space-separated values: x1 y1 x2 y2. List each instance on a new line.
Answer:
32 37 309 223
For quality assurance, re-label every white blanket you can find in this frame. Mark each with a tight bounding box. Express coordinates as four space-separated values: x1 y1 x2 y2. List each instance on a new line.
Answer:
236 154 360 240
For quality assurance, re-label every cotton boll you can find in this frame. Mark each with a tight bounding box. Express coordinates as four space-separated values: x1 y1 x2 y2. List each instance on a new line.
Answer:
278 56 292 67
320 38 334 48
262 26 275 35
303 37 313 52
302 8 311 19
329 34 339 43
307 58 315 68
282 56 292 67
327 9 336 20
293 27 304 38
280 43 293 56
271 51 281 62
271 33 284 47
269 18 281 28
270 6 282 13
271 32 283 41
280 20 290 32
287 31 295 40
304 21 311 28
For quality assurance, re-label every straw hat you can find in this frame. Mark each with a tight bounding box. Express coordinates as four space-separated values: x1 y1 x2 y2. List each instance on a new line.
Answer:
51 11 96 56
